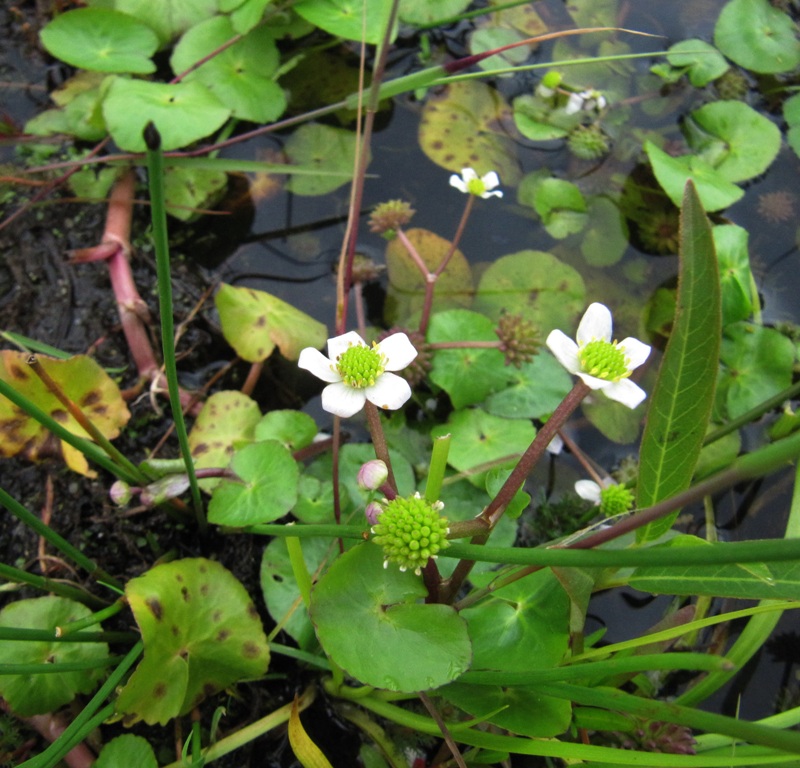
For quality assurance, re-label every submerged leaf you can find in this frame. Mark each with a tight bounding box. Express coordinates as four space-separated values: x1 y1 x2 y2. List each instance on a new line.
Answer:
284 123 363 196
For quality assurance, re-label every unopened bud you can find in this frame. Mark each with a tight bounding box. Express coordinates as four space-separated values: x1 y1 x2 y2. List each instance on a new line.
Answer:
365 501 384 525
357 460 389 491
109 481 133 506
140 474 191 507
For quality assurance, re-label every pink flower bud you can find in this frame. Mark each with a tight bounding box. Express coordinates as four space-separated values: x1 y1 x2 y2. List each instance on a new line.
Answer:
109 481 133 506
365 501 384 525
357 460 389 491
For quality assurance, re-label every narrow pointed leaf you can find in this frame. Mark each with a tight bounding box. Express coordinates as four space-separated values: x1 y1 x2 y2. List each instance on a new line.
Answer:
637 181 721 541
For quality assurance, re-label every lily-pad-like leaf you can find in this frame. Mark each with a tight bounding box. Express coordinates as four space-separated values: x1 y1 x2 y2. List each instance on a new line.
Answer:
40 8 158 74
189 390 262 489
665 40 729 87
208 440 299 526
644 141 743 212
117 558 269 725
484 350 572 420
714 0 800 74
474 250 585 336
261 536 341 647
785 94 800 160
384 228 473 325
95 0 219 45
531 178 588 240
171 16 286 123
0 597 109 717
95 736 157 768
687 101 781 183
102 77 230 152
714 224 756 326
428 310 511 409
164 165 228 221
0 351 130 476
581 196 629 267
283 123 362 196
293 0 396 45
431 407 535 487
419 81 520 184
719 323 795 419
310 543 472 692
254 409 318 451
215 283 327 362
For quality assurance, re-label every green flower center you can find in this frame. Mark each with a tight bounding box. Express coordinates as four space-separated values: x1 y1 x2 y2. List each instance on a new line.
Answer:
598 484 635 516
579 340 629 381
337 343 385 389
466 177 487 196
371 494 449 573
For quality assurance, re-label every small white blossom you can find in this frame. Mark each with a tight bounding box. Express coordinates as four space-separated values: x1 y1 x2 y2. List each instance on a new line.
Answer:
449 167 503 199
564 89 607 115
575 479 605 504
546 303 651 409
298 331 417 418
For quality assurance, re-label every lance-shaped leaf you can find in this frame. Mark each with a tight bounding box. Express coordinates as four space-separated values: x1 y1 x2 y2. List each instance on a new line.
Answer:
636 182 721 541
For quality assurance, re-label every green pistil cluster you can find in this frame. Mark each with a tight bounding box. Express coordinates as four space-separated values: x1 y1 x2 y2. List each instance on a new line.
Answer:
598 484 635 516
579 340 629 382
467 177 488 196
371 494 449 573
337 343 385 389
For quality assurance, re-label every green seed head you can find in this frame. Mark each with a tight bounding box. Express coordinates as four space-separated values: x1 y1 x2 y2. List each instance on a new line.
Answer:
336 343 385 389
371 493 449 573
598 484 635 516
579 340 629 382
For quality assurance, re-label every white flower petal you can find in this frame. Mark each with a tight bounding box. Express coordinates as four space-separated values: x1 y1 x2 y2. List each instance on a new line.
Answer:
546 330 581 374
546 434 564 455
482 171 500 190
461 168 479 182
321 382 367 417
601 379 647 409
575 480 602 503
482 189 503 199
377 333 418 371
575 371 613 391
298 347 341 383
327 330 366 360
365 372 412 411
577 303 613 345
618 337 651 371
449 174 468 193
564 92 583 115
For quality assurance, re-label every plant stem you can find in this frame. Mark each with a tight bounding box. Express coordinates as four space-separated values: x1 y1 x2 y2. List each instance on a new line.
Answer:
0 563 106 607
143 124 206 535
364 402 397 493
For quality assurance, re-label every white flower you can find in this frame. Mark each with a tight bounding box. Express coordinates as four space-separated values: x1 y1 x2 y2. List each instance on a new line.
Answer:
298 331 417 418
575 479 604 504
564 92 584 115
449 168 503 199
575 478 635 516
564 89 607 115
546 302 651 409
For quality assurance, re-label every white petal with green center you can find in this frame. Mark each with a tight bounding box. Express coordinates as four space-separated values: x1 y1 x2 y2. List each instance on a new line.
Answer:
298 347 341 383
545 329 581 374
618 337 651 370
321 382 367 418
377 333 417 370
365 372 411 411
327 331 366 361
577 302 612 345
600 379 647 409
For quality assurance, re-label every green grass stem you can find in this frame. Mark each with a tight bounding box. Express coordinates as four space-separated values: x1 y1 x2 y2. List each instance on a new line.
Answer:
0 562 106 606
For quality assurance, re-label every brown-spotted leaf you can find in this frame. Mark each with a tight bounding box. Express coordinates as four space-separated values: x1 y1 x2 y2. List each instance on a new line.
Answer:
215 283 327 363
384 228 473 325
418 80 520 184
0 352 130 475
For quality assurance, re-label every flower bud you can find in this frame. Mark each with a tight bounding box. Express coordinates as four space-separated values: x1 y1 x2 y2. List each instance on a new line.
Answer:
365 501 384 525
109 481 133 506
357 460 389 491
139 474 191 507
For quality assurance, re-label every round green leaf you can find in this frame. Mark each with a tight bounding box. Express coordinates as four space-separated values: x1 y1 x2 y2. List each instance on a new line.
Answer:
484 350 572 419
117 558 269 725
419 80 521 184
0 597 109 716
474 250 586 336
719 323 795 419
95 736 157 768
513 95 571 141
104 0 219 45
208 440 299 526
255 409 318 451
310 543 472 692
531 178 588 240
715 0 800 74
714 224 756 326
688 101 781 183
399 0 471 25
428 310 511 409
293 0 395 44
581 196 629 267
215 283 328 363
171 16 286 123
283 123 363 196
164 165 228 221
102 77 230 152
431 407 535 487
40 8 158 74
666 39 729 87
644 141 743 212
